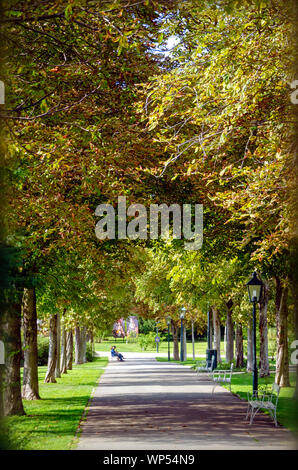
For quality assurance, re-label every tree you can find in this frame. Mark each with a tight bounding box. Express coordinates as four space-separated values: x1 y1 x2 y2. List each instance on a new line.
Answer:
0 245 25 416
22 287 40 399
259 279 270 377
60 309 67 374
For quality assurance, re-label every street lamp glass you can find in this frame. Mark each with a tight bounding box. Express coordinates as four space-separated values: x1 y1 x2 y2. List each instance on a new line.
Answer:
246 272 263 302
166 316 171 325
180 307 186 319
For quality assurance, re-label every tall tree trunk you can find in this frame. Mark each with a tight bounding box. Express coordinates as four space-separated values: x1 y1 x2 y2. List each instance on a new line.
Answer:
225 299 234 363
0 362 4 418
0 338 4 418
172 322 179 361
1 297 25 416
290 274 298 399
44 314 57 383
75 326 83 364
191 321 195 360
275 278 290 387
235 324 244 368
247 326 253 372
66 329 73 370
55 312 61 378
212 307 221 363
80 326 87 363
259 279 270 377
90 330 95 356
22 287 40 400
60 309 67 374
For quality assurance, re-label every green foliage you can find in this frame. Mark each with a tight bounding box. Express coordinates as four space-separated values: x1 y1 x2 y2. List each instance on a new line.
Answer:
85 342 94 362
138 318 156 335
37 336 49 366
138 332 162 351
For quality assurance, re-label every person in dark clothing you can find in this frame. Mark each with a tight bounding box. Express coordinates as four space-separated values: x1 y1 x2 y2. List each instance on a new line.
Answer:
111 345 125 361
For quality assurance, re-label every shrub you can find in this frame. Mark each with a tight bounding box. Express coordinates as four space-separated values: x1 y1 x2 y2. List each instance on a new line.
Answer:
86 342 94 362
37 336 94 366
138 332 162 351
37 336 49 366
215 360 247 372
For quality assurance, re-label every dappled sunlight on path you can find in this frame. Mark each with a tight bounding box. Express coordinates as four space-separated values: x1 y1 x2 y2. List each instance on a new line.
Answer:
77 355 297 450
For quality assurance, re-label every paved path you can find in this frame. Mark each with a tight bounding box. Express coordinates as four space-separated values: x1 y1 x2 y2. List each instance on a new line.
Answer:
76 354 297 450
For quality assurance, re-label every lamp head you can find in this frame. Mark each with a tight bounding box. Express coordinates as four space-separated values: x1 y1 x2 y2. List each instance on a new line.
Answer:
246 271 263 302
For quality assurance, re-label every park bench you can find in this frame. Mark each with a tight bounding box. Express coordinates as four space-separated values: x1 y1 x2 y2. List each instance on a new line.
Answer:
196 356 215 375
211 363 234 395
246 383 280 427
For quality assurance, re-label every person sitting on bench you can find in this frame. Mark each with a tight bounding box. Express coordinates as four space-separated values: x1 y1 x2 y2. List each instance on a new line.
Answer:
111 346 125 361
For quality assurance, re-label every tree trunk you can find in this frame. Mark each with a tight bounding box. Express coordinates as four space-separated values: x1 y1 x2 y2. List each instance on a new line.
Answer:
247 326 253 372
0 363 4 418
172 322 179 361
55 312 61 378
275 279 290 387
191 321 195 360
235 324 244 368
1 297 25 416
212 307 221 363
290 273 298 399
44 314 57 383
22 288 40 400
90 331 95 356
75 326 83 364
225 299 234 363
60 310 67 374
259 279 270 377
80 327 87 363
66 329 73 370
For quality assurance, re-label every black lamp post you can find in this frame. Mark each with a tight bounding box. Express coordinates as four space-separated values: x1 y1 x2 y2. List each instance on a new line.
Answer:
156 321 160 353
180 307 186 362
166 316 171 361
246 271 263 395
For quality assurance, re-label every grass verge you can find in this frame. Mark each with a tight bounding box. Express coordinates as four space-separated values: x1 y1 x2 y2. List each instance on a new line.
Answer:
3 357 108 450
224 372 298 435
95 337 227 356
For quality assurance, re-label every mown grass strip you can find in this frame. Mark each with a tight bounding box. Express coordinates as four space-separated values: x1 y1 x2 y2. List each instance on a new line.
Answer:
3 357 108 450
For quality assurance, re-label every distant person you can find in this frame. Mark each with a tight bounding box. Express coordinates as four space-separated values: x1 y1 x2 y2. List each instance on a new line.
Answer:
111 345 125 362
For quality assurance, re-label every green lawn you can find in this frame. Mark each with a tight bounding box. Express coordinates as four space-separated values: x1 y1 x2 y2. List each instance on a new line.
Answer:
156 357 276 372
95 336 228 356
225 372 298 434
3 357 108 450
96 336 276 362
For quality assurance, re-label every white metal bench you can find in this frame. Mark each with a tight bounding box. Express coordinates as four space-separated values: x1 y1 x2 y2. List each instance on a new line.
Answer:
196 356 215 375
246 383 280 427
212 363 234 394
